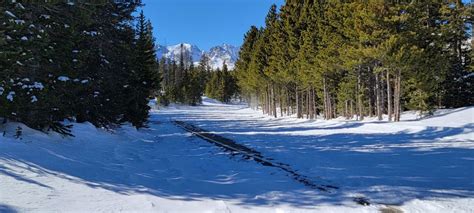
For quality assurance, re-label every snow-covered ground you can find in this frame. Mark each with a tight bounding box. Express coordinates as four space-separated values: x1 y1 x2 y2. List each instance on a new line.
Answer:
1 98 473 212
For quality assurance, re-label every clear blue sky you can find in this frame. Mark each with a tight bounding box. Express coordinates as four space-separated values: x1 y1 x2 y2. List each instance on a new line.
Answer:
141 0 284 50
141 0 471 50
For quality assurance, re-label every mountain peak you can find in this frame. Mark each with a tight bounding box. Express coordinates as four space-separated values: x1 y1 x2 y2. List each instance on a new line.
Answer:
156 43 239 70
207 44 239 70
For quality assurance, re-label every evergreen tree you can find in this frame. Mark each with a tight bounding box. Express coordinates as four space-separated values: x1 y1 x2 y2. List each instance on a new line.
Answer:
222 62 237 103
0 1 162 134
439 1 473 108
235 26 260 99
235 0 473 122
186 63 204 105
125 10 160 128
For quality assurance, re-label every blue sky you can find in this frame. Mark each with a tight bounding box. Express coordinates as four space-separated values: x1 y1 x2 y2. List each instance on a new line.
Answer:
142 0 471 50
141 0 284 50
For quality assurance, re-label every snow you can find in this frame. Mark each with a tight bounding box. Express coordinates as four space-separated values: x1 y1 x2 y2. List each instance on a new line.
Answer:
57 76 70 82
31 82 44 90
16 3 25 10
83 31 98 36
39 14 51 19
5 11 17 18
14 20 25 25
30 95 38 103
157 43 204 64
156 43 239 70
6 91 15 101
0 98 472 212
207 44 239 70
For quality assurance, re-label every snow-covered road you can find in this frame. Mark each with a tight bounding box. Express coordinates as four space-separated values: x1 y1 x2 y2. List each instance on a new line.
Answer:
0 98 473 212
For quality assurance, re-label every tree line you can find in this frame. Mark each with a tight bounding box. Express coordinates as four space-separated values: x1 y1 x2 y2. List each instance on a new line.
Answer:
158 46 238 105
0 0 159 135
236 0 473 121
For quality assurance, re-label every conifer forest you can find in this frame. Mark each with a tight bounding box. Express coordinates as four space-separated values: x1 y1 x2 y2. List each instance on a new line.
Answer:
235 1 473 121
0 1 473 212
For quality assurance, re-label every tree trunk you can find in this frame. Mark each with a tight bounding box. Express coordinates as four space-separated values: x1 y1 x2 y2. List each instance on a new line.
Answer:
271 85 277 118
268 87 272 116
381 72 386 114
332 95 336 119
279 87 283 117
287 87 291 116
308 88 312 119
255 93 259 110
369 98 373 118
350 100 354 119
394 75 399 122
345 100 349 119
313 87 318 119
376 71 382 121
311 88 314 119
394 69 402 122
296 86 301 118
306 87 311 119
265 87 270 115
311 88 315 119
387 70 392 122
323 77 329 120
368 67 374 118
357 66 364 121
327 93 333 120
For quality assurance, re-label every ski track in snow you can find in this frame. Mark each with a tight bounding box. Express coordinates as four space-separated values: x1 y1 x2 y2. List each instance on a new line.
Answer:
0 98 473 212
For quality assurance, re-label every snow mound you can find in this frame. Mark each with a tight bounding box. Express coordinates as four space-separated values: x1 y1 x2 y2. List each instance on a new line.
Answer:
201 96 224 106
418 107 474 128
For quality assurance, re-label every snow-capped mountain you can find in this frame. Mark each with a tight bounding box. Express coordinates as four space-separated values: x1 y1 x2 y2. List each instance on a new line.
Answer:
156 43 240 70
156 43 204 63
207 44 239 70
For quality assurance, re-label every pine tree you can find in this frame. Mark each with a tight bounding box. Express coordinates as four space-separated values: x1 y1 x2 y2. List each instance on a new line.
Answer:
439 1 473 108
1 2 59 130
0 1 157 134
222 62 237 103
124 10 160 128
235 26 259 99
235 0 473 121
186 63 204 105
205 69 221 100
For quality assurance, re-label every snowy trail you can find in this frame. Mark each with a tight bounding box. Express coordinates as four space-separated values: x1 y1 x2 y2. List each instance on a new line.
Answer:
156 98 474 212
0 98 473 212
1 113 372 212
173 120 340 193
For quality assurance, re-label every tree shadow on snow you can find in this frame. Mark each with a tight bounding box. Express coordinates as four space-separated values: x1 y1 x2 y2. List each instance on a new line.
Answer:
0 115 473 209
0 204 18 213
